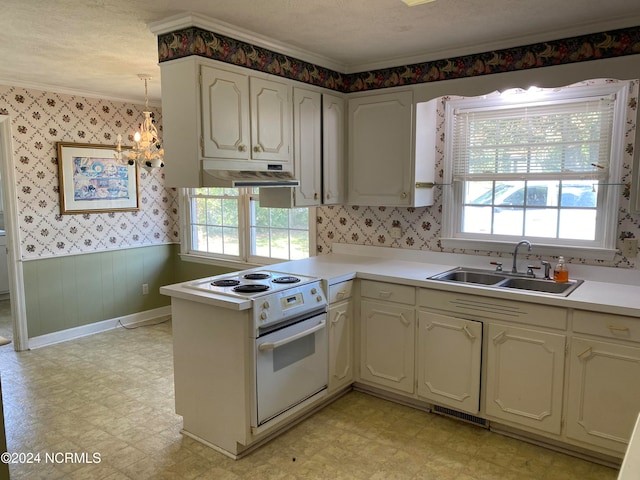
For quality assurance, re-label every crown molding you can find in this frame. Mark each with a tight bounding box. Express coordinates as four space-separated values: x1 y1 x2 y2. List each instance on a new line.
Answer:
148 12 347 73
345 14 640 73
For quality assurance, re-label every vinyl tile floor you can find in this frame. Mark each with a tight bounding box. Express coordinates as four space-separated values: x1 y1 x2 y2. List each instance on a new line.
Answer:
0 301 620 479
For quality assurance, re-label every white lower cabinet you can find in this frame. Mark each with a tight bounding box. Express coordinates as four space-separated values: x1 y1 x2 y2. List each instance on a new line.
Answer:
485 323 566 435
566 337 640 454
417 311 482 414
328 298 353 393
360 299 415 394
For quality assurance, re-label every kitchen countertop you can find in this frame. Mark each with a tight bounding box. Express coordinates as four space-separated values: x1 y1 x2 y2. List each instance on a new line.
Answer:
160 244 640 317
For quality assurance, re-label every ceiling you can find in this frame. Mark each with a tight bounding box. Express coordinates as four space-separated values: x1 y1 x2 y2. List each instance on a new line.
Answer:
1 0 640 104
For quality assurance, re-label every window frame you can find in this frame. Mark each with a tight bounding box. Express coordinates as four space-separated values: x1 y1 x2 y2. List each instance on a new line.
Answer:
178 188 316 268
441 82 631 260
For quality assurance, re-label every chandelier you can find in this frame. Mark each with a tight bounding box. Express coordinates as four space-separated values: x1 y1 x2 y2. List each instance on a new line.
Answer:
115 74 164 173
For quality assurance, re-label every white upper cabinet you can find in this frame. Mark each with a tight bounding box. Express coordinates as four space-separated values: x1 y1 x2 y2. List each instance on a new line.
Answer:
322 93 345 205
202 66 292 166
249 77 291 163
201 66 250 160
347 91 436 207
292 88 322 206
159 57 293 187
259 90 346 208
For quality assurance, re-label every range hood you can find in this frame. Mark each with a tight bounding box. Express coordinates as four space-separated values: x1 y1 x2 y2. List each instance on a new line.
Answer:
202 160 299 188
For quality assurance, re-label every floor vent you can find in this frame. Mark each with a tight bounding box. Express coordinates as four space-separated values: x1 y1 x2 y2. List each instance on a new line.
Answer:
432 405 488 428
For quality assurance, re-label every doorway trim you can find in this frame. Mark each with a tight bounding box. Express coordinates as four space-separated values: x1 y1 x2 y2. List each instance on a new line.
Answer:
0 116 28 351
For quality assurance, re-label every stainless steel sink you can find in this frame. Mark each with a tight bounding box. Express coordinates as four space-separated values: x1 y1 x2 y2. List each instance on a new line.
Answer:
498 276 583 295
433 269 506 285
429 267 583 297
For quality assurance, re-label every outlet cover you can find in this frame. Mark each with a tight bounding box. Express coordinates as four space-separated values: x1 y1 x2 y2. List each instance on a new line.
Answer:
623 238 638 258
390 226 402 239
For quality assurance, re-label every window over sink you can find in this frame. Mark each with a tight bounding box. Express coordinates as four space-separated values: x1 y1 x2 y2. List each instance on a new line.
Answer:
441 80 635 259
182 187 314 266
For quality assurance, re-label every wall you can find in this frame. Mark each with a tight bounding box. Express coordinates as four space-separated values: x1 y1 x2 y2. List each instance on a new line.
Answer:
22 243 233 337
0 85 182 337
0 85 178 258
317 77 640 268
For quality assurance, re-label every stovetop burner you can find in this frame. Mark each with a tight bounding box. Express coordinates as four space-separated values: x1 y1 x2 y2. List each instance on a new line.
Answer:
233 284 270 293
211 279 241 287
272 276 301 284
244 273 271 280
186 270 319 299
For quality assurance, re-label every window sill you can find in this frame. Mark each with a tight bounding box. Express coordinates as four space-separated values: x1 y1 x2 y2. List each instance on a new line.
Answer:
440 238 617 261
178 252 310 270
179 253 265 270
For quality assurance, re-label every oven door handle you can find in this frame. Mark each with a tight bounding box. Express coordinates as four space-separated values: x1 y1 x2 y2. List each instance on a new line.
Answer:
258 321 326 351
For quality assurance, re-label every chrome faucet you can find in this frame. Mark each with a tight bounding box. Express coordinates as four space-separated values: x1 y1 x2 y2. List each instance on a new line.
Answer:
512 240 532 274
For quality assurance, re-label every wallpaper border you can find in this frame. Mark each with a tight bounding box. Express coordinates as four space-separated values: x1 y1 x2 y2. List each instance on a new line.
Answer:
157 25 640 93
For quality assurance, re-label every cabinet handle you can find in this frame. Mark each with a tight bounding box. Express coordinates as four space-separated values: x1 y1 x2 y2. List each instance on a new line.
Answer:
378 290 392 298
608 325 630 332
238 145 247 152
253 145 264 153
314 192 319 200
258 321 325 351
336 290 347 298
400 192 407 199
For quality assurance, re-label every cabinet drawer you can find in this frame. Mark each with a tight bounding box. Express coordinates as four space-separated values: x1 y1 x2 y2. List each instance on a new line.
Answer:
360 280 415 305
328 280 354 304
573 310 640 343
418 289 567 330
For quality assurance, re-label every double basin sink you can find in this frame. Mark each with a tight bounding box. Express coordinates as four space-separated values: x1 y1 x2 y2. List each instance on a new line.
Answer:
429 267 583 297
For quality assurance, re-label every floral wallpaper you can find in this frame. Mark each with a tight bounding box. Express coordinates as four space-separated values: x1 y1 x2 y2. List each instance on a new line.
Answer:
157 25 640 93
316 79 640 269
0 85 179 259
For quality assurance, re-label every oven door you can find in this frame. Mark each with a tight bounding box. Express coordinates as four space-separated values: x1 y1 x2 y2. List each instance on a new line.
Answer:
255 312 327 426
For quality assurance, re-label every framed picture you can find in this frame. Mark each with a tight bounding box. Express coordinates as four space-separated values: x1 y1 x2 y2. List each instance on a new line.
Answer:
57 142 139 214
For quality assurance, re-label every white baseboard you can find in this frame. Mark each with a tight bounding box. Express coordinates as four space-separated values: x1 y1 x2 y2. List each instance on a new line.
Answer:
28 306 172 349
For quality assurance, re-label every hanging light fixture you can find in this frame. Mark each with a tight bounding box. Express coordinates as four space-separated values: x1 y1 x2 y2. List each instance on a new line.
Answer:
115 74 164 173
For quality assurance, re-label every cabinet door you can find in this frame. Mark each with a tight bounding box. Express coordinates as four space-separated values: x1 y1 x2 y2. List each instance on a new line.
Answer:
201 66 250 159
322 94 345 205
485 323 565 435
360 300 415 394
293 88 322 206
417 311 482 414
250 77 291 163
328 299 353 393
348 91 413 206
566 337 640 453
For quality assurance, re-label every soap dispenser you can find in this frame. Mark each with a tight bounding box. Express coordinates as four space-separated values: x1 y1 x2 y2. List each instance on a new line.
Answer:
553 256 569 283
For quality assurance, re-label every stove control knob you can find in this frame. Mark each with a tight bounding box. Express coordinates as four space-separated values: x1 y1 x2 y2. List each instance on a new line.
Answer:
262 301 270 309
316 295 323 302
310 288 317 295
260 312 268 321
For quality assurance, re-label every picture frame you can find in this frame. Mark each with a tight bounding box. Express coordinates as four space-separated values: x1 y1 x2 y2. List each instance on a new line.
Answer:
57 142 139 214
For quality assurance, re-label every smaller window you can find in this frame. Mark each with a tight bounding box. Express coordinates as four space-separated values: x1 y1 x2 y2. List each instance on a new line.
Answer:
249 193 311 261
184 187 313 264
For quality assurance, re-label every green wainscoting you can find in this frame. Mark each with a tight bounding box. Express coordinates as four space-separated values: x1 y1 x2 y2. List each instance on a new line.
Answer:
176 256 237 282
22 244 235 337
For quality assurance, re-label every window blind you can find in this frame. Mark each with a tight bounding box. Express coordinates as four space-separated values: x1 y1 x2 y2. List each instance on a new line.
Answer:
451 96 616 181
